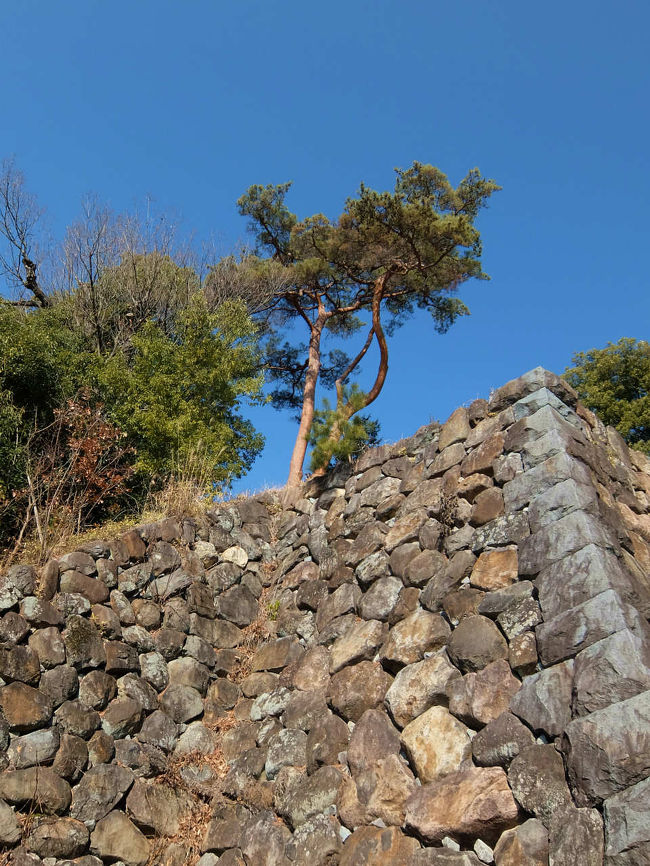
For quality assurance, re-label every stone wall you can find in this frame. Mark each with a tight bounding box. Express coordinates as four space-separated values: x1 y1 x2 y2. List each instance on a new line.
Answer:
0 367 649 866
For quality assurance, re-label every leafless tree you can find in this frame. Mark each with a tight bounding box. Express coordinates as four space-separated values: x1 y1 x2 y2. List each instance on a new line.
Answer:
61 194 122 352
0 157 50 307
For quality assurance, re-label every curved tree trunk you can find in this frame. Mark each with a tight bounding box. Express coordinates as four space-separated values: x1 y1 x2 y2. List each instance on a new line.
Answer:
286 316 326 488
311 275 390 476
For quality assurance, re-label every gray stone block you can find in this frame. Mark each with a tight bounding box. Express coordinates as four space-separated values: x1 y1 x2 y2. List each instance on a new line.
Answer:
573 629 650 717
503 452 592 512
536 589 647 666
603 776 650 864
518 511 618 576
562 689 650 805
528 478 599 533
536 545 635 620
512 386 585 428
488 367 578 413
509 660 573 738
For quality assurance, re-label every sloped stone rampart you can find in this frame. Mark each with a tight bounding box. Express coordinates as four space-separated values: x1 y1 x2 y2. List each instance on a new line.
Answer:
0 366 649 864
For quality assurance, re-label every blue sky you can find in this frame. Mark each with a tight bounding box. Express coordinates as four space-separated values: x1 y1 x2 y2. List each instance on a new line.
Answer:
1 1 648 492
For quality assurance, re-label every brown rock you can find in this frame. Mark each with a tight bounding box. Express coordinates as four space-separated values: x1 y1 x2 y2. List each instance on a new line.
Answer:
0 682 52 732
389 541 421 579
439 408 471 451
0 611 30 642
26 816 89 859
0 645 40 685
126 778 194 835
461 432 505 476
385 650 460 729
405 766 519 843
405 549 448 588
339 825 421 866
277 764 344 829
401 706 472 783
202 802 250 854
447 660 521 727
470 548 518 591
63 615 106 670
472 711 535 768
53 732 89 781
508 744 571 822
347 709 400 775
59 571 109 604
55 700 101 739
38 559 60 601
354 753 417 826
429 443 467 477
239 811 291 866
458 473 494 503
493 818 548 866
104 640 140 675
380 609 451 671
90 810 150 866
508 631 538 675
389 585 421 625
102 697 144 738
443 588 485 625
384 510 428 552
281 689 328 732
306 712 350 772
27 628 65 669
471 487 505 526
71 763 135 824
79 670 117 710
328 661 392 722
251 637 303 672
447 615 508 672
0 767 71 814
39 665 79 708
132 599 162 629
329 619 387 673
421 550 476 612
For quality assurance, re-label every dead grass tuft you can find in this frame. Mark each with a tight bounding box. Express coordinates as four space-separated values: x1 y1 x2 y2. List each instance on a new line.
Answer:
145 797 213 866
229 584 278 685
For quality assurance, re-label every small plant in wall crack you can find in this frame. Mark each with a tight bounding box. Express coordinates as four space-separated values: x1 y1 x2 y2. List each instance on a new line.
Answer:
439 491 458 537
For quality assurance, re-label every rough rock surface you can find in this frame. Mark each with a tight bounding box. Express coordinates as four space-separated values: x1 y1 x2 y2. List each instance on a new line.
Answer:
1 366 648 864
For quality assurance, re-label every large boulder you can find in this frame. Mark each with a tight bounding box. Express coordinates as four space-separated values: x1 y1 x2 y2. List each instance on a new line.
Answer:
405 766 519 844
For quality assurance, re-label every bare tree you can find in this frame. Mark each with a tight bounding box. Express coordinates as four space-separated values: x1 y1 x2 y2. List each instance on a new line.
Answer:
62 195 200 353
61 194 122 352
0 157 50 307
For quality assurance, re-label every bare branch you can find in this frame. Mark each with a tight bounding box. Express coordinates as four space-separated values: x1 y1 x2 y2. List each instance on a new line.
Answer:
0 157 49 306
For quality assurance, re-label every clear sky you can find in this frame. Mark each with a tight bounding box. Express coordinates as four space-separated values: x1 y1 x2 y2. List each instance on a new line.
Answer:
1 1 648 493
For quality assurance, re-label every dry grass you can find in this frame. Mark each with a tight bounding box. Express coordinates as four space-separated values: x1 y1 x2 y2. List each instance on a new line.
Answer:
229 584 278 685
146 717 238 866
145 797 213 866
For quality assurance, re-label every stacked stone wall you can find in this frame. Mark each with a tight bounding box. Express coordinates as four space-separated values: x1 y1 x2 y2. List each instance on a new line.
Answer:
0 367 649 865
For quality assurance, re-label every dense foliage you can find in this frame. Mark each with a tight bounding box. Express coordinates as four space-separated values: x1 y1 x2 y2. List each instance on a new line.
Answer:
564 338 650 453
0 266 264 556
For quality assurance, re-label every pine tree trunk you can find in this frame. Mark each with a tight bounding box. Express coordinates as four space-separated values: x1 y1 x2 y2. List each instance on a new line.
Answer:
286 318 325 488
310 277 389 476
